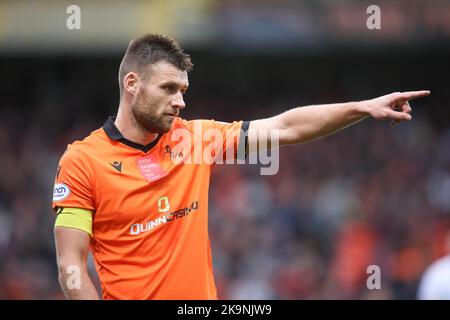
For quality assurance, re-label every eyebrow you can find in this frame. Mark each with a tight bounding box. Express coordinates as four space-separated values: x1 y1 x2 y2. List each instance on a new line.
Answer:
160 81 189 90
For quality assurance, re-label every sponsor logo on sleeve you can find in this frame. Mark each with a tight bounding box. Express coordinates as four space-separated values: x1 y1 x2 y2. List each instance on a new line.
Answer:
53 183 71 201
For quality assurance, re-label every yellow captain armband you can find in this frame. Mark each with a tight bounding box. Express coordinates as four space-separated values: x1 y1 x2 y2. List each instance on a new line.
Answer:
55 207 93 237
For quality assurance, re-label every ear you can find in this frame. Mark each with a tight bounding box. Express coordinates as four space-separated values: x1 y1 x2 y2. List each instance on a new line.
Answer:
124 72 139 95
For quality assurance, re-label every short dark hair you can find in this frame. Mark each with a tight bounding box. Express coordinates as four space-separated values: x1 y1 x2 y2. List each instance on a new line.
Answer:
118 34 193 96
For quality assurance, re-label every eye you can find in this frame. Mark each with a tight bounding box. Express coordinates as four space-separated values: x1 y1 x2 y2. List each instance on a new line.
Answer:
162 85 177 94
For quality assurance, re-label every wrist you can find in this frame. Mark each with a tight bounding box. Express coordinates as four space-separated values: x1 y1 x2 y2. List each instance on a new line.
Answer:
354 100 372 117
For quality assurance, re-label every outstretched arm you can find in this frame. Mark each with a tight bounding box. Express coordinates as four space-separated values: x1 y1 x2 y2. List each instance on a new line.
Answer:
249 90 430 146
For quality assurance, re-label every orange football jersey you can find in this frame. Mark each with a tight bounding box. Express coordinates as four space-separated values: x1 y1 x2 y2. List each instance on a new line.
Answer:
52 116 249 299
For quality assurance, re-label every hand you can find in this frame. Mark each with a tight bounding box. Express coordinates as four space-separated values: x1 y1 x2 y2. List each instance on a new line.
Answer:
366 90 431 126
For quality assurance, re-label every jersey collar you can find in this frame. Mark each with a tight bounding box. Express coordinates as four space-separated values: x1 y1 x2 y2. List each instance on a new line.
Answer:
102 116 162 153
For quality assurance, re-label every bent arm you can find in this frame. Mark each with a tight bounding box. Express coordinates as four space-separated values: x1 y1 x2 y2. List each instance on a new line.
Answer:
54 226 99 299
249 90 430 146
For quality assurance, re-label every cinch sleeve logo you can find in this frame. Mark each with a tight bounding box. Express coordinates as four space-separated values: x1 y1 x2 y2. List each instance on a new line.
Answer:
53 183 71 201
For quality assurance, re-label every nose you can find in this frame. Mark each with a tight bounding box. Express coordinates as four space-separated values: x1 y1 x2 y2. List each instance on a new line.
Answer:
172 91 185 110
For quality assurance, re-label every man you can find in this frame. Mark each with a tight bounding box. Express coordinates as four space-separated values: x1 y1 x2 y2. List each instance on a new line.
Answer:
52 34 430 300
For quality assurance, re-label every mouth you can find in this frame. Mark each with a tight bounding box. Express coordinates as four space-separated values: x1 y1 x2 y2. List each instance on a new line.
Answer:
165 112 178 118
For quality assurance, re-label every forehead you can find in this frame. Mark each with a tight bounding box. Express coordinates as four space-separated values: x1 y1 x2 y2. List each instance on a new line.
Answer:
146 61 188 86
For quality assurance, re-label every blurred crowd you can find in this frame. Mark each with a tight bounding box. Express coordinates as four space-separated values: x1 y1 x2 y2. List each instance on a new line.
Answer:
210 115 450 299
0 54 449 299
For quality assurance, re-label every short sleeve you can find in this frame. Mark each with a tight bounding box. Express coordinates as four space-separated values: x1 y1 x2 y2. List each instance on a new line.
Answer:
52 147 95 212
198 119 250 164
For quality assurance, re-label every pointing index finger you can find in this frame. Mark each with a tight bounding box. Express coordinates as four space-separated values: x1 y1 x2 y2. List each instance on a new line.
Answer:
400 90 431 101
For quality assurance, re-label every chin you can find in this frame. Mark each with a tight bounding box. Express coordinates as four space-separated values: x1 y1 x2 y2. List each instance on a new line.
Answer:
159 122 173 133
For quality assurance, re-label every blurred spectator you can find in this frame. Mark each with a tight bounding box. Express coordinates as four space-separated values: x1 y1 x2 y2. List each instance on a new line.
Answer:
417 228 450 299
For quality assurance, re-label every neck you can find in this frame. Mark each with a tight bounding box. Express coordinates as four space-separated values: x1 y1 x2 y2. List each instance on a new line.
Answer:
115 103 158 146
